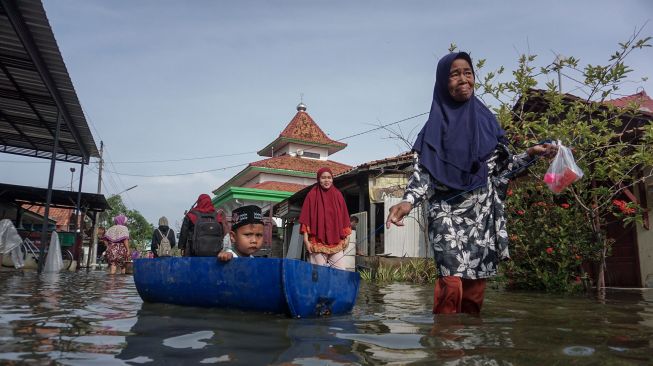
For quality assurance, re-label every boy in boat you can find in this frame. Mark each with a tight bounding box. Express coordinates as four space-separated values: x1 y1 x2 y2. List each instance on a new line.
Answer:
217 205 265 261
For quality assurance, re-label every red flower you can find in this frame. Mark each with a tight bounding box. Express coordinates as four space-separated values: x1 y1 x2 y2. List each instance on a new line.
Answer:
533 201 547 207
507 188 514 197
575 276 582 284
516 210 525 216
613 199 636 215
560 203 570 209
575 255 581 261
546 247 553 254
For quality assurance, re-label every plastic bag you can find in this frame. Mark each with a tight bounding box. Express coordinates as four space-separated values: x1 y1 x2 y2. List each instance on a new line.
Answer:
543 141 584 193
44 231 64 272
0 219 23 254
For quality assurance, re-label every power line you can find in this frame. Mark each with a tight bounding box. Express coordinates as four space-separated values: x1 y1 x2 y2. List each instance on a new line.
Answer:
108 151 258 164
99 111 429 178
337 112 428 141
103 146 137 208
1 111 430 177
102 162 250 178
0 151 259 164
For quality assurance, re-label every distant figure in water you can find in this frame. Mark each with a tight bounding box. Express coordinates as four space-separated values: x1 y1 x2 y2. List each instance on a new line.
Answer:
178 194 225 257
103 214 130 274
151 216 176 258
299 167 351 270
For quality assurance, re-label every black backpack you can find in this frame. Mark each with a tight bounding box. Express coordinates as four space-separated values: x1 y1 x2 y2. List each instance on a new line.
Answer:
190 210 224 256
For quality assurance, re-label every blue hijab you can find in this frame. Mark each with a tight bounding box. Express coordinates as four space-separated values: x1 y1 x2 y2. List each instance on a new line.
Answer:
413 52 505 191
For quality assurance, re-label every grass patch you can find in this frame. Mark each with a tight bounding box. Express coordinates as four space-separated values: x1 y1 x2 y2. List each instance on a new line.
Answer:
359 259 437 284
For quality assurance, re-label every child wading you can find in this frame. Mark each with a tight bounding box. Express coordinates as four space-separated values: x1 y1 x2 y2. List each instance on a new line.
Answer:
217 205 265 261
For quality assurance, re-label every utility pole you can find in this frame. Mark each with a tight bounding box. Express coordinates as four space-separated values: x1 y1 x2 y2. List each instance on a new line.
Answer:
88 141 103 269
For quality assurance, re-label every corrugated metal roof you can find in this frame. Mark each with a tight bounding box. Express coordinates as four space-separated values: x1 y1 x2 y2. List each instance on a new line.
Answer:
0 0 98 163
0 182 109 212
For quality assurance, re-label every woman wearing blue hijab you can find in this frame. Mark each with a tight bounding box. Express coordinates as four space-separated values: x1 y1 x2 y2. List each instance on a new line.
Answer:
386 52 555 314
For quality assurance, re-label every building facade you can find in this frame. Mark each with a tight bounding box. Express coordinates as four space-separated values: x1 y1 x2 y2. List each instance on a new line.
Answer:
212 103 352 250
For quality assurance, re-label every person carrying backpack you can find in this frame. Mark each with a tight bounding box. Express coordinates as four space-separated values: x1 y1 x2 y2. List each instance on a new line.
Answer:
151 216 176 258
178 194 225 257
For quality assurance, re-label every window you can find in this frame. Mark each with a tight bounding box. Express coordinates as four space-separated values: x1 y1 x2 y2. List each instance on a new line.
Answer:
302 151 321 159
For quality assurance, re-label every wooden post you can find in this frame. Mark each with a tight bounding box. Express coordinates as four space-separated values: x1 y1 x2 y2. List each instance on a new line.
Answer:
369 202 376 256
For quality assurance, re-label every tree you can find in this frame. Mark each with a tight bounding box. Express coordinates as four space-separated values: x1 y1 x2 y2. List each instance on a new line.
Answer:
474 30 653 292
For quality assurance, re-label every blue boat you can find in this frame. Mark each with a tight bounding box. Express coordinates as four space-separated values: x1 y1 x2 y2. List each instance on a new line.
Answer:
133 257 360 318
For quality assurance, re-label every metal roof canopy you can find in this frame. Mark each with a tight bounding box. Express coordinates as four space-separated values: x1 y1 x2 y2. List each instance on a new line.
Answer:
0 0 101 273
0 183 109 212
0 0 98 163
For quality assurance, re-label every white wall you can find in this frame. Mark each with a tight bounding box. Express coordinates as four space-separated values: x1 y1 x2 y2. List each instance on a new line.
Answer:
242 173 314 187
281 143 328 160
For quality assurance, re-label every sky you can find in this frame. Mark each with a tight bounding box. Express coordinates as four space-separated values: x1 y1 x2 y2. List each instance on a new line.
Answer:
2 0 652 228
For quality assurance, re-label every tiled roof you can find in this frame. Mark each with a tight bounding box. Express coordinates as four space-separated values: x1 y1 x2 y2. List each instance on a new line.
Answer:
250 155 352 176
605 90 653 112
250 181 307 193
22 205 76 226
279 111 347 147
354 151 414 170
338 152 415 176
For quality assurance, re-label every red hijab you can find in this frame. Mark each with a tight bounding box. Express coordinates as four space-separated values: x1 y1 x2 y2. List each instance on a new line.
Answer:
299 167 350 245
186 194 220 224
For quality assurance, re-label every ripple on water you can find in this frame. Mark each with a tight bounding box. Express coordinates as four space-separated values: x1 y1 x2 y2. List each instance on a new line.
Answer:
563 346 595 356
71 335 126 346
336 332 423 350
199 355 231 363
162 330 215 349
0 272 652 365
400 315 436 325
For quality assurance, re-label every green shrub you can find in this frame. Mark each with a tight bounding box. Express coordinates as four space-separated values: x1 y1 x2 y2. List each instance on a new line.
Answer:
503 180 597 292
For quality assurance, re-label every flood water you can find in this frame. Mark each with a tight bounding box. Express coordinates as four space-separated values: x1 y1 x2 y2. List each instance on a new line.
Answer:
0 270 652 365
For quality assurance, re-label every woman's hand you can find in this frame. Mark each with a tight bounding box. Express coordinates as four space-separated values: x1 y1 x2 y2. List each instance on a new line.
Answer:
386 201 413 228
304 239 313 254
303 233 313 253
527 143 557 158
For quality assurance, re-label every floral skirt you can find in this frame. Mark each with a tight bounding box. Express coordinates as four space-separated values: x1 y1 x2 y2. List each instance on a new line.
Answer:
300 224 352 254
106 241 128 267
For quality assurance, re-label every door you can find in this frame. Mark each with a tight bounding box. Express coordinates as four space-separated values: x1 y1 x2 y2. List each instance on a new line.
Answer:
383 197 428 257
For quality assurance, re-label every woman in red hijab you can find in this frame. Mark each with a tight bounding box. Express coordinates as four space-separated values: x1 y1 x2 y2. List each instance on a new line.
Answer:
178 194 225 256
299 167 351 269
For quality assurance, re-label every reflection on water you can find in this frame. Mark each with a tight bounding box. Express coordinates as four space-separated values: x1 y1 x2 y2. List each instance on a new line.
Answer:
0 270 652 365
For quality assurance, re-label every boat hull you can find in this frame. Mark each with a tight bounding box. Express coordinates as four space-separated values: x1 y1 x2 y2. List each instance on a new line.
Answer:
133 257 360 318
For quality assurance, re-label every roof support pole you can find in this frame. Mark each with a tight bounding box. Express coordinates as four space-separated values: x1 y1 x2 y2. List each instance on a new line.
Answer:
37 111 62 273
369 202 376 257
72 162 84 265
88 141 103 271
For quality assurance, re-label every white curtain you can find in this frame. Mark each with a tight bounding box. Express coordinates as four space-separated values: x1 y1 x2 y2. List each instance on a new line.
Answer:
44 231 64 272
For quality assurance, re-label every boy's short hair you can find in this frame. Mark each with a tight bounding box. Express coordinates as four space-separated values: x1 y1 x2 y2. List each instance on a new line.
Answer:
350 216 359 223
231 205 264 231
